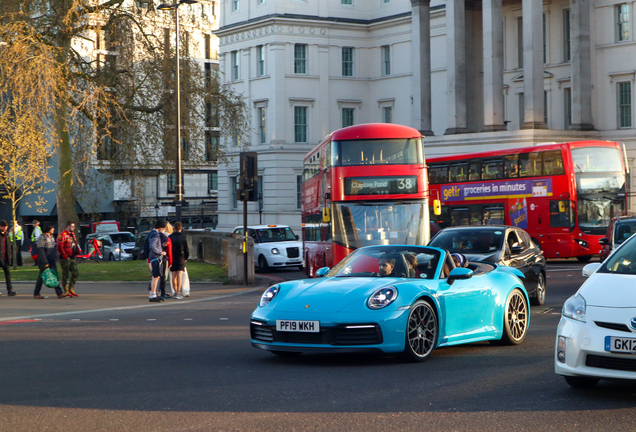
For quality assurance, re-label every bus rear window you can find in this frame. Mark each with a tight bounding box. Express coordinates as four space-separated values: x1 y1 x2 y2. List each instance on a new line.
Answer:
334 138 423 166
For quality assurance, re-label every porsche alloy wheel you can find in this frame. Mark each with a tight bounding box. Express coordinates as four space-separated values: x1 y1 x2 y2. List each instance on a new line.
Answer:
501 289 528 345
531 273 546 306
403 300 437 362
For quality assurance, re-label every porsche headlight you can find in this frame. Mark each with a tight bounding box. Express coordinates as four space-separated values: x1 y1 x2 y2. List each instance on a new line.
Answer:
259 284 280 307
271 248 280 255
562 293 586 322
367 286 398 310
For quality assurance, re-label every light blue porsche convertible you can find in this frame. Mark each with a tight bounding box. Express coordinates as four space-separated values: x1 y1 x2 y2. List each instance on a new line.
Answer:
250 245 530 361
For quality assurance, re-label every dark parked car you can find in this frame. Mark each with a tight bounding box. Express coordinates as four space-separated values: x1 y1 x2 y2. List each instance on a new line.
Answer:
600 216 636 262
131 230 150 260
428 225 547 306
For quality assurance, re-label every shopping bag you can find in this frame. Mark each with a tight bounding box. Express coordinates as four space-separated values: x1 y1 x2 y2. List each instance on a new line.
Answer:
182 267 190 297
169 269 175 296
41 268 58 288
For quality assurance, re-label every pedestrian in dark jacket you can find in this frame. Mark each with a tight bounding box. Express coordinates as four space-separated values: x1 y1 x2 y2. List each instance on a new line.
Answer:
147 220 167 302
34 223 66 299
169 222 189 299
0 220 16 297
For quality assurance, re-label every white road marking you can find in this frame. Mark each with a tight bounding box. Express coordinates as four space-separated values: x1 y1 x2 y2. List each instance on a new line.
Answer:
110 319 119 321
220 318 229 320
147 319 156 321
0 286 267 322
71 319 80 321
184 318 193 321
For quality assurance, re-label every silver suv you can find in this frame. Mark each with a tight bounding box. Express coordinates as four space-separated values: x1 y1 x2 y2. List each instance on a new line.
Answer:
85 231 137 261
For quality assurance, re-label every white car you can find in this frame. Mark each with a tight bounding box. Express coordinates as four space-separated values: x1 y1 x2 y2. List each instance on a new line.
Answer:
555 233 636 388
233 225 303 271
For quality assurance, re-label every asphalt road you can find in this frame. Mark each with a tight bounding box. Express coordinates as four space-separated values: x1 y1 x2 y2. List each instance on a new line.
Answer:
2 261 636 432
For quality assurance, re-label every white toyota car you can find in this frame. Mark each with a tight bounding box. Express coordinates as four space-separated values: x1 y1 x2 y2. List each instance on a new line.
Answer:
555 233 636 388
233 225 304 272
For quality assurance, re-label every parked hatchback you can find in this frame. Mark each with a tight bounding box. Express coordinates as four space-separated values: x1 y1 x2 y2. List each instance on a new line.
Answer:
428 225 547 305
85 231 137 261
600 216 636 262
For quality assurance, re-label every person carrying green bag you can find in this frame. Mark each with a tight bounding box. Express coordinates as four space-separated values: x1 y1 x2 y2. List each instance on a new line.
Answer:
33 223 66 299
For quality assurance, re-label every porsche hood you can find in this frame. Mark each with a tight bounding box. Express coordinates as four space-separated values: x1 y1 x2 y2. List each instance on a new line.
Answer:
274 277 399 313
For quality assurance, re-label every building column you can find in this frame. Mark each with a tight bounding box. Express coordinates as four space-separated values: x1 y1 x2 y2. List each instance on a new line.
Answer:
411 0 434 136
570 0 594 130
482 0 506 132
521 0 547 129
445 0 469 135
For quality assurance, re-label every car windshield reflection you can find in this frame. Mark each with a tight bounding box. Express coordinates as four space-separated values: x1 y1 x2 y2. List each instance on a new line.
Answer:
328 246 441 279
429 228 505 254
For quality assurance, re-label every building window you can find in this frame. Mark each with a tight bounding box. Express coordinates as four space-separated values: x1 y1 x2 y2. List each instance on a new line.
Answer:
204 35 211 59
519 93 524 125
258 0 264 4
233 123 239 146
257 175 264 205
341 0 352 5
257 45 265 76
563 9 571 62
181 136 190 161
381 45 390 76
544 91 549 125
342 107 355 128
294 106 307 143
231 176 239 209
232 0 239 11
342 47 354 77
205 131 219 161
383 106 393 123
517 16 523 69
382 0 389 3
294 44 307 74
257 106 266 144
564 87 572 129
231 51 239 80
618 81 632 129
167 173 176 194
543 13 547 64
617 4 630 42
297 175 302 209
208 171 218 192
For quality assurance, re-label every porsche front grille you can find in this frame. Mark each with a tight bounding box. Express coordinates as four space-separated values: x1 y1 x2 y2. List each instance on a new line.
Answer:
250 322 382 346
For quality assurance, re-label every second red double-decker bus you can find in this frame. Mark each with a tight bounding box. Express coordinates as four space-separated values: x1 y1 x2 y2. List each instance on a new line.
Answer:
302 123 433 277
426 140 629 261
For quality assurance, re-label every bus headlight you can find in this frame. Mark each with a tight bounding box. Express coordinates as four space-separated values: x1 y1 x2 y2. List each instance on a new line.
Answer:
576 239 589 249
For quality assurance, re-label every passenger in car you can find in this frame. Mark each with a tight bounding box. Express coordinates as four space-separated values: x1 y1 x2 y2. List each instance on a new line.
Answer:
404 253 417 278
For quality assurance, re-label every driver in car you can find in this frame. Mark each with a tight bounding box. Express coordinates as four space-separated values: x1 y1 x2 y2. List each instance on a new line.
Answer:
378 255 395 277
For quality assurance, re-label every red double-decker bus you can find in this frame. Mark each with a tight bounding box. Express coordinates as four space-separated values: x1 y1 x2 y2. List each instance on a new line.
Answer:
427 140 629 261
301 123 433 277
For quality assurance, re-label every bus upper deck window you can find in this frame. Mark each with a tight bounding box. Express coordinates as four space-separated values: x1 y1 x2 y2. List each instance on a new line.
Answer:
482 159 503 180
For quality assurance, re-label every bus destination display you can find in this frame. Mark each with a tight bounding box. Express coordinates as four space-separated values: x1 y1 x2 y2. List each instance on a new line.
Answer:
345 176 418 196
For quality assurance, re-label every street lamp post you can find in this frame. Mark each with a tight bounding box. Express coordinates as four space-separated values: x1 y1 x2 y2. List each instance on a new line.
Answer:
157 0 198 223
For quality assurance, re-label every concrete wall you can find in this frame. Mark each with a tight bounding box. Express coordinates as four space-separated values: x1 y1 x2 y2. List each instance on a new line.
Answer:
184 230 254 285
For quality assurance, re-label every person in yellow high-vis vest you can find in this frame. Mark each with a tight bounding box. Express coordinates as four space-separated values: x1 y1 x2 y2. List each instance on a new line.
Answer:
9 222 23 267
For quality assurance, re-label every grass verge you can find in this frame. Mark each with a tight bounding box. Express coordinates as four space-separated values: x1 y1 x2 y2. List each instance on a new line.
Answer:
9 260 227 283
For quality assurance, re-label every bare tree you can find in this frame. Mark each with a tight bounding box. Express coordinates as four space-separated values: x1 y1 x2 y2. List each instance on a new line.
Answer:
1 0 249 227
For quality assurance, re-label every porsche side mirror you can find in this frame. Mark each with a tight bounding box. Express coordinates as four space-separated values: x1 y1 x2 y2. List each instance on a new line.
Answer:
599 238 609 245
447 267 473 285
582 263 601 278
315 267 330 278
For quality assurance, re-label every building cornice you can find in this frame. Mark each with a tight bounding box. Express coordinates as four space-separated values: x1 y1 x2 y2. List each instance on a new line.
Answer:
216 9 444 36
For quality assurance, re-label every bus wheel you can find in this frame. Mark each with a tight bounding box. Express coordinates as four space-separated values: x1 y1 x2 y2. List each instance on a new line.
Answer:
531 238 542 250
576 256 593 263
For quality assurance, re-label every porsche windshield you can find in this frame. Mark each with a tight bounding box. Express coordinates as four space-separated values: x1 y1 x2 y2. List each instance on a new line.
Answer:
428 228 505 254
329 246 441 279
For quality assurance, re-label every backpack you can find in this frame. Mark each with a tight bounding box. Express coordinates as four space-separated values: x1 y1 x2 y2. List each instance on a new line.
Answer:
142 234 150 259
30 244 38 260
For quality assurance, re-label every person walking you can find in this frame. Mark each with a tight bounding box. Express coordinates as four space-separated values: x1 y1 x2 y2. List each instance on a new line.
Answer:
147 220 167 303
31 220 42 266
57 221 81 297
0 221 17 297
10 222 23 266
34 223 66 299
169 222 189 299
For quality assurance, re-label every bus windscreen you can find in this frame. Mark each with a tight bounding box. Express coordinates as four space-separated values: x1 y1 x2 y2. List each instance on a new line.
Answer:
333 138 423 166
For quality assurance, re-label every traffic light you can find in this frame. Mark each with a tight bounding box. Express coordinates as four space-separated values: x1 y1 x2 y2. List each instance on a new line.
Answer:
239 152 258 201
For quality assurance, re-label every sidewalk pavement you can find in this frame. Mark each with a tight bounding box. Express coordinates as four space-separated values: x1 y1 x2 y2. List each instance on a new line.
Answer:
0 276 273 322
